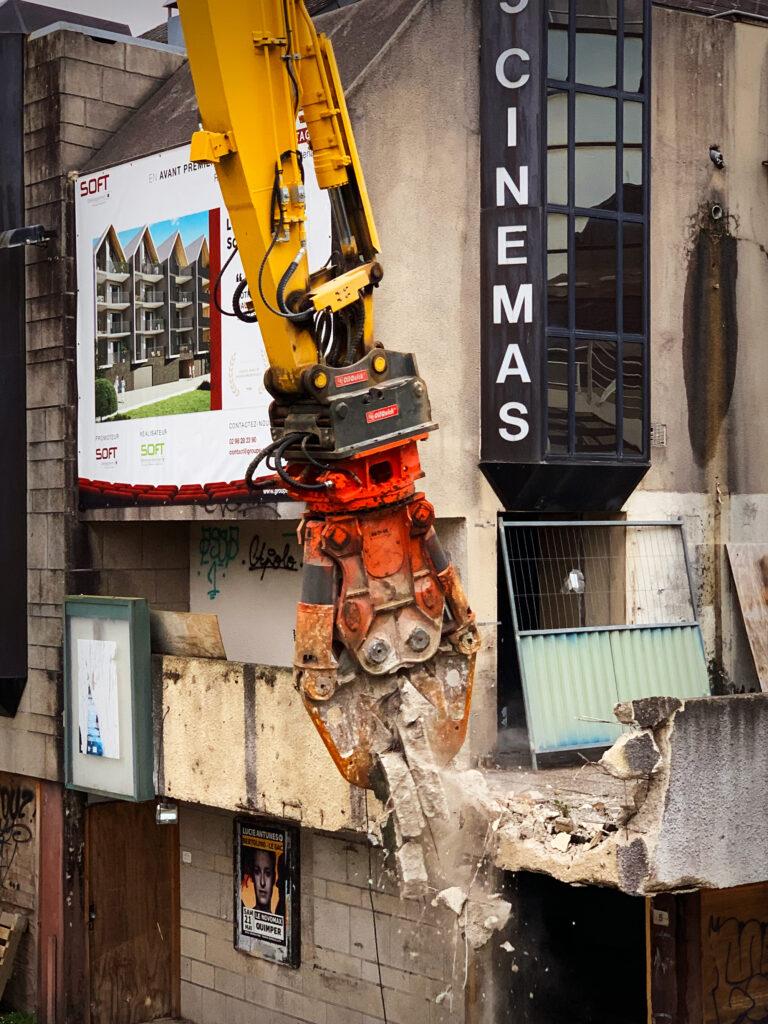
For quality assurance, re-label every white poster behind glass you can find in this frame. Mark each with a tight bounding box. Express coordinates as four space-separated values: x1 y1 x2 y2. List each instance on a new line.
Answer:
68 616 137 796
77 638 120 759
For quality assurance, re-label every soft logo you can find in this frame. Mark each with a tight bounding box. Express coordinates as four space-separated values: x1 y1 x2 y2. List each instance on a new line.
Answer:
95 446 117 461
141 442 165 457
79 173 110 199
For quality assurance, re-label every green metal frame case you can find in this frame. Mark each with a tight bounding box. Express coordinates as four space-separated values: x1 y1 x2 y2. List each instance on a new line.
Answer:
63 596 154 801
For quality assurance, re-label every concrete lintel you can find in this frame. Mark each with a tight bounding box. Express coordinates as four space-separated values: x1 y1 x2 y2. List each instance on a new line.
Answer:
493 693 768 897
153 654 366 833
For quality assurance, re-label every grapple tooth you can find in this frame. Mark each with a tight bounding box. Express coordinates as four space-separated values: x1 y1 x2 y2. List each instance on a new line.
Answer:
302 651 476 789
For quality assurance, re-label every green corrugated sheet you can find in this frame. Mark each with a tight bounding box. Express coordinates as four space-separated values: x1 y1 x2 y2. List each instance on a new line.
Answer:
518 625 709 755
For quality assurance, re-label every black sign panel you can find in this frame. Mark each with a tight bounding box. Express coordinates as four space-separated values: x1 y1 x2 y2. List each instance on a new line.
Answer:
0 33 27 716
479 1 545 468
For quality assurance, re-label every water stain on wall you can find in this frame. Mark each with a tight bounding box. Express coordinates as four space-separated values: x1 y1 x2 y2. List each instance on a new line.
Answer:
683 211 738 469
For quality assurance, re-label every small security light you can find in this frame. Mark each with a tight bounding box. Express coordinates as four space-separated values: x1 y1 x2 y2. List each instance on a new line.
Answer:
0 225 54 249
156 801 179 825
562 569 585 595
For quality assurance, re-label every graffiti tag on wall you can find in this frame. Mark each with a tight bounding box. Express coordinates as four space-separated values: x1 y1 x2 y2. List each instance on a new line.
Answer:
0 785 34 890
708 915 768 1024
198 525 240 599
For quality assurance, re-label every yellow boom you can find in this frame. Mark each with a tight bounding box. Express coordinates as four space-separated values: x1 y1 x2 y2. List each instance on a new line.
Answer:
178 0 380 394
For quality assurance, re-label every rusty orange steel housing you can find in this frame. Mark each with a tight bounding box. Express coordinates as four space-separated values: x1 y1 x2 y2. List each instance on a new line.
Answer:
286 440 481 789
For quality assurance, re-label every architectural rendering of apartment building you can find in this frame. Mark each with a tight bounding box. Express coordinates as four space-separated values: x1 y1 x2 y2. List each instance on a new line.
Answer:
94 221 210 393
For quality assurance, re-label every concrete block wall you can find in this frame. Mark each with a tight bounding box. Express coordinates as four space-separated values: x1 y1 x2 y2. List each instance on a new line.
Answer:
79 522 190 610
179 805 465 1024
0 29 185 782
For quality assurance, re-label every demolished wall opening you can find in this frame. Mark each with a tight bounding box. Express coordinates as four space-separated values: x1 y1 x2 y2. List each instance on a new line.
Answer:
492 871 647 1024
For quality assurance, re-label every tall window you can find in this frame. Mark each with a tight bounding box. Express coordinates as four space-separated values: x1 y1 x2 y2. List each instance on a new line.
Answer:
546 0 648 459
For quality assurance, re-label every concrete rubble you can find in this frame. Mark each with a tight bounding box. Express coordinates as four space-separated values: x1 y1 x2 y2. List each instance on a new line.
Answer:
374 692 767 911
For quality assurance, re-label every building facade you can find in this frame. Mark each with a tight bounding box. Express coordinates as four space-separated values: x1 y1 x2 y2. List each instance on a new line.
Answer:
1 1 768 1023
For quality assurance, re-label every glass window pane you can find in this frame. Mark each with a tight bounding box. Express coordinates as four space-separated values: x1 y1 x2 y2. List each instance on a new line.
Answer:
575 217 616 331
548 27 568 82
623 101 642 144
576 94 616 144
575 0 617 88
623 222 644 335
547 92 569 205
624 0 644 92
575 149 616 210
547 340 570 455
575 95 616 210
622 341 644 455
574 340 618 454
548 214 569 329
623 102 643 211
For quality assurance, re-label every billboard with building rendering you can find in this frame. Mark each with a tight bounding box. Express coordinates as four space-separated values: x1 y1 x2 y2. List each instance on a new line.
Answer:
75 141 329 506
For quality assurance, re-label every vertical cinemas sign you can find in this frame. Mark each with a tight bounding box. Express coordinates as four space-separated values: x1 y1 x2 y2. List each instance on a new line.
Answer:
480 0 544 467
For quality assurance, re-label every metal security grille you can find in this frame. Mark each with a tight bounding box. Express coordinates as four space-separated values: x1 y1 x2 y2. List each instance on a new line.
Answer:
500 520 697 633
498 520 708 765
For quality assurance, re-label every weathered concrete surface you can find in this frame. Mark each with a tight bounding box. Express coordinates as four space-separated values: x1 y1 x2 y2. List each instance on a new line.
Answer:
154 656 365 832
651 694 768 890
599 729 662 779
155 652 768 899
492 693 768 896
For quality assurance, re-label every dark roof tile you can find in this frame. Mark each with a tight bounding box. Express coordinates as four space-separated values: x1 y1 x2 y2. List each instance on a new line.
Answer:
0 0 129 34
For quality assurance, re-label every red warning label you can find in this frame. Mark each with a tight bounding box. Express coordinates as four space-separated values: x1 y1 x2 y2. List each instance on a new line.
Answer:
366 404 399 424
336 369 368 388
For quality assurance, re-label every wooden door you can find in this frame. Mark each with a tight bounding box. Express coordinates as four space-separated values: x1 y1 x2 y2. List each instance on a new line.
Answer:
86 801 179 1024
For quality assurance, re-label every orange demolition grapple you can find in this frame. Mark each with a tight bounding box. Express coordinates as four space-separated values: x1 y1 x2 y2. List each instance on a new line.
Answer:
278 438 481 789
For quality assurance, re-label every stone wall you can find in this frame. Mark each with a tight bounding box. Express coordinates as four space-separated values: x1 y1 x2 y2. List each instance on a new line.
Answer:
0 28 185 784
178 805 464 1024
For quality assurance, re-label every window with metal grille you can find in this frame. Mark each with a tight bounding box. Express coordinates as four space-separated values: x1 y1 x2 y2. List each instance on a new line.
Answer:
546 0 649 460
498 520 710 767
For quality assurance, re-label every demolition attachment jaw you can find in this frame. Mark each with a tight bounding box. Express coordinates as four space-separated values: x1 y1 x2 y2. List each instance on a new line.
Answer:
288 446 481 789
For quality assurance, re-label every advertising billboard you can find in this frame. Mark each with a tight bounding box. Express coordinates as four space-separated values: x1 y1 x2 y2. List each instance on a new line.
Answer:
75 140 329 506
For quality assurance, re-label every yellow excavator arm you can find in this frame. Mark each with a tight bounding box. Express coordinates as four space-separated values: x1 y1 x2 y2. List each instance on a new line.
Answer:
179 0 379 394
178 0 481 793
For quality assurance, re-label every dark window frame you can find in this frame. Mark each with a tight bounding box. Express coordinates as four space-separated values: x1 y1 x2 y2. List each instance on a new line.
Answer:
543 0 651 462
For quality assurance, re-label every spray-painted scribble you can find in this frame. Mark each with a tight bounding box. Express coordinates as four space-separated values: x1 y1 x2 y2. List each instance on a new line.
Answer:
708 915 768 1024
0 785 34 890
248 533 299 580
199 525 240 599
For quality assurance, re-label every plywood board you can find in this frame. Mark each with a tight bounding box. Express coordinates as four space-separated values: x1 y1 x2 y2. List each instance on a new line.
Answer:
0 912 27 999
726 543 768 691
150 610 226 659
701 882 768 1024
87 800 178 1024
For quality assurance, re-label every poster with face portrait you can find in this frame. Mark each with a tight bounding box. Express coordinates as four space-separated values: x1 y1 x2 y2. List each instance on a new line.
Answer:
235 818 299 965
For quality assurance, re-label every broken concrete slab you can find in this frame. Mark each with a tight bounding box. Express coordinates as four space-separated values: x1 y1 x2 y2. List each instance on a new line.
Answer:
613 695 682 728
435 885 467 916
371 750 425 840
462 893 512 950
598 729 662 779
395 840 429 900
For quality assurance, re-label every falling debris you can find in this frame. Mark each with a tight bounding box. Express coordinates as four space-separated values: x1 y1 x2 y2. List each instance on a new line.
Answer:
434 886 467 916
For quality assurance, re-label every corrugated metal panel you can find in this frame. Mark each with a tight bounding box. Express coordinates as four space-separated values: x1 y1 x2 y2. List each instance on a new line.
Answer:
519 633 623 753
610 626 710 702
519 626 709 755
